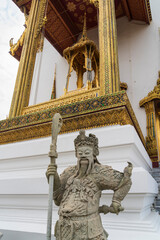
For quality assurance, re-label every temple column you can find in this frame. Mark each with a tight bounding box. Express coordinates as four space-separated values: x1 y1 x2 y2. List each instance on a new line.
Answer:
96 0 120 95
9 0 47 118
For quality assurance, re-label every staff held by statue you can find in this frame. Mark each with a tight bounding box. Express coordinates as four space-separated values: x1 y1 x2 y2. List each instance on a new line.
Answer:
46 113 63 240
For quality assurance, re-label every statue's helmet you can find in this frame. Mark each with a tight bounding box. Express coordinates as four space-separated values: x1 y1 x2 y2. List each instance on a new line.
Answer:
74 130 99 159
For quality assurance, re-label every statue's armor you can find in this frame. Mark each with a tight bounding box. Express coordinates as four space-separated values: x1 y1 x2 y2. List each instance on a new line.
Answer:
54 163 132 240
59 176 101 216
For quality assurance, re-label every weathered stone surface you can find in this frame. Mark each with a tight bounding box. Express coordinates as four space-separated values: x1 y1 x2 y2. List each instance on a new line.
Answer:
46 130 133 239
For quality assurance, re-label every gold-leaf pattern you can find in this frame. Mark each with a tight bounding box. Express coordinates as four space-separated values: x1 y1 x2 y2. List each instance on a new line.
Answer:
67 2 76 12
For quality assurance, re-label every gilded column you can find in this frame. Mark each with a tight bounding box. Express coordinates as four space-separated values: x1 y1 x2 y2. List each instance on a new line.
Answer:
140 72 160 165
145 101 158 160
9 0 47 118
92 0 120 95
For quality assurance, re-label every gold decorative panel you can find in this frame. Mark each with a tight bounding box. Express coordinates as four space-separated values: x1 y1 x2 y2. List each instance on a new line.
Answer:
140 72 160 166
0 92 145 146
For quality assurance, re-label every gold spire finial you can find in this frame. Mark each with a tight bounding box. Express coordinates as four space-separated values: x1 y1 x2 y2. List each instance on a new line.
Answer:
82 12 87 40
80 12 88 42
51 64 56 99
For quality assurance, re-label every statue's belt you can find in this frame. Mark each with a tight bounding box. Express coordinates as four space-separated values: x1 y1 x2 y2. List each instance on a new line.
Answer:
59 211 99 221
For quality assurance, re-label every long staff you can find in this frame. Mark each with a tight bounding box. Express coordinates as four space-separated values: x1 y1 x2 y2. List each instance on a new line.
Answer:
46 113 63 240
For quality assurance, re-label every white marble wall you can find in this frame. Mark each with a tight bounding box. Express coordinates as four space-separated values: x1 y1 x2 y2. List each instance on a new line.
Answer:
0 125 159 240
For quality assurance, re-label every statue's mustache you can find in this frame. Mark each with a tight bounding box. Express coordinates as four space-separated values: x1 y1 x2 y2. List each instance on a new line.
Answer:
77 156 93 175
80 157 89 162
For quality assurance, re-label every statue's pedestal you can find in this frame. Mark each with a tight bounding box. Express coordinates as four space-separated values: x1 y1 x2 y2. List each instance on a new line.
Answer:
0 125 159 240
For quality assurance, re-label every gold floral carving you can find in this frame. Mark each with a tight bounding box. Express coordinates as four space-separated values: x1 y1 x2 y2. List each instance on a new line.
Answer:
146 135 157 156
0 107 133 145
79 4 86 11
0 92 145 147
78 15 84 23
23 88 100 115
67 2 76 12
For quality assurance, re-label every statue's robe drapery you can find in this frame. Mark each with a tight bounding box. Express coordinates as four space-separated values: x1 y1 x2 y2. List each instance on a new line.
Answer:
53 163 132 240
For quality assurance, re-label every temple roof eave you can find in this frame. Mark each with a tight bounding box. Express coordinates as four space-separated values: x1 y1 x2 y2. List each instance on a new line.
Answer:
11 0 152 59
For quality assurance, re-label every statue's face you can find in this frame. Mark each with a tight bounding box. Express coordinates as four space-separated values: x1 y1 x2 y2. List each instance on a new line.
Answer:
77 145 94 166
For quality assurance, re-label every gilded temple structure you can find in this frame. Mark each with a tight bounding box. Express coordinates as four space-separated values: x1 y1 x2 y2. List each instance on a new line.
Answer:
0 0 160 239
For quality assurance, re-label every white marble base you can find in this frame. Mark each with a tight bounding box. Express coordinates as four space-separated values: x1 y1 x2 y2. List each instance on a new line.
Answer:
0 125 159 240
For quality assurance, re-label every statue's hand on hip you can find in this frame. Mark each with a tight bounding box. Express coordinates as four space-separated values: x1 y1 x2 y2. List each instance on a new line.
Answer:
111 201 124 215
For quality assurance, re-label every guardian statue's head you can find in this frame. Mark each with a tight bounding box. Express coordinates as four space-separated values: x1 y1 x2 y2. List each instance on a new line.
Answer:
74 130 100 175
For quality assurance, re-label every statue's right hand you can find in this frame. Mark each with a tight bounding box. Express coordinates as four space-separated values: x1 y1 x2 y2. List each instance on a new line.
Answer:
46 164 57 182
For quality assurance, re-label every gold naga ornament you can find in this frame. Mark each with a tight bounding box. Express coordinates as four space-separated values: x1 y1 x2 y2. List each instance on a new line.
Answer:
9 7 28 58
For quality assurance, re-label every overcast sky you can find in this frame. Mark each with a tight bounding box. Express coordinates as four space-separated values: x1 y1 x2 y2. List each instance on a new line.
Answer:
0 0 24 120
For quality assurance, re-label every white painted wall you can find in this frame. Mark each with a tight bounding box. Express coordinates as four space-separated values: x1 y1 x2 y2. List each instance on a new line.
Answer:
29 0 160 138
0 125 159 240
29 27 99 106
29 38 78 105
117 0 160 137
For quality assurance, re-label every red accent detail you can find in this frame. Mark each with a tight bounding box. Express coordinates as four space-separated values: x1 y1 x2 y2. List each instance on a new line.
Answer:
152 162 159 168
115 0 121 9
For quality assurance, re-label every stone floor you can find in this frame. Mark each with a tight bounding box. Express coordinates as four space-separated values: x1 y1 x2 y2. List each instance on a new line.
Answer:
0 230 45 240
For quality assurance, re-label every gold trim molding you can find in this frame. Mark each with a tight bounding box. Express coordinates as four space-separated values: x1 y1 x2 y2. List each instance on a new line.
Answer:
23 87 100 115
0 107 130 145
9 0 48 118
0 92 145 146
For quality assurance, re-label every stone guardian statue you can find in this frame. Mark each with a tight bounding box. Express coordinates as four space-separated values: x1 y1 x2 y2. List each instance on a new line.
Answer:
0 232 3 239
46 129 133 240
